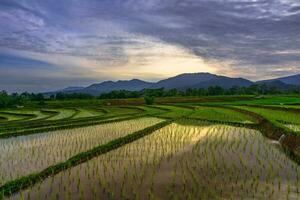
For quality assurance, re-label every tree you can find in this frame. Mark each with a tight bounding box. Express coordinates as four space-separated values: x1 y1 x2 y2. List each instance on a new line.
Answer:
144 96 154 105
55 92 65 100
164 89 178 97
144 88 164 97
0 91 9 108
207 86 224 95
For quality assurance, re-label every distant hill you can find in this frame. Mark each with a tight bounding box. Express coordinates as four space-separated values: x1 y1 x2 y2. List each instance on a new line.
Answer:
192 76 253 89
61 86 85 92
150 73 218 89
259 74 300 85
76 79 153 95
255 80 297 90
273 74 300 85
45 72 300 96
44 86 85 96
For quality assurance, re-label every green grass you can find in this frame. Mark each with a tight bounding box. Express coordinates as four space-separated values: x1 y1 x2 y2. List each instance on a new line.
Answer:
0 112 30 121
46 109 77 120
226 96 300 106
72 108 104 119
76 106 144 119
44 99 105 108
136 106 168 115
152 105 194 119
265 105 300 109
236 106 300 133
182 96 300 106
189 106 255 123
0 96 300 138
3 110 51 120
105 107 141 114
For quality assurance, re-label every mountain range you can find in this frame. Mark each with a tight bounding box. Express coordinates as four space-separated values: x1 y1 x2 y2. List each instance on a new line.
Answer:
46 73 300 96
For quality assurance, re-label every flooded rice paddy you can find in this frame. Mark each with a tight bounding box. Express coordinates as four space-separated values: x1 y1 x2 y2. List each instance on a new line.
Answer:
8 120 300 200
0 117 163 185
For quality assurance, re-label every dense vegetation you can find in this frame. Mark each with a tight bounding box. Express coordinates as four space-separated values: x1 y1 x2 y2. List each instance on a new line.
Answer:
2 81 300 108
0 91 44 108
50 92 94 100
97 84 300 99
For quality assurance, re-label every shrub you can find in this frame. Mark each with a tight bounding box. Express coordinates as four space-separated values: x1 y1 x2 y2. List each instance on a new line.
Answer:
144 96 154 105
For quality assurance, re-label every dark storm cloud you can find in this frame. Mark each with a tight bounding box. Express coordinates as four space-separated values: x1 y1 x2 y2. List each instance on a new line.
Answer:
121 0 300 66
1 0 300 91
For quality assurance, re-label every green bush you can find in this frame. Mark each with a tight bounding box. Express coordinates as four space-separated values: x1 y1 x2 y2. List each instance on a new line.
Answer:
144 96 154 105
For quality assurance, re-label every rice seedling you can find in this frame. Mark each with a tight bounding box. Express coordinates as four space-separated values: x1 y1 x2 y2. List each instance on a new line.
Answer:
284 124 300 132
265 105 300 109
46 109 77 120
2 110 50 120
9 120 300 200
0 113 28 121
236 106 300 133
0 111 146 138
0 116 6 121
72 108 104 119
189 106 255 123
152 105 194 119
105 107 142 115
0 117 163 185
136 106 167 115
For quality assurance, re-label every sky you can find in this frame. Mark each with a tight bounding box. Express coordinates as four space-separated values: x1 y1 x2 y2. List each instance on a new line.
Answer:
0 0 300 92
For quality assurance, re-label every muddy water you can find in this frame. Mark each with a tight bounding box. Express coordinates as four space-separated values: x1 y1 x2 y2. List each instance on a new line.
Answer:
0 117 163 185
8 121 300 200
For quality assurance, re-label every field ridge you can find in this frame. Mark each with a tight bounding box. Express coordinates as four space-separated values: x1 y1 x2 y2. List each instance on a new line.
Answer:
0 119 172 199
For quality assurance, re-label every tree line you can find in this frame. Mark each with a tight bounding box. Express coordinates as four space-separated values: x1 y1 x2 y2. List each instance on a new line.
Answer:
1 83 300 108
0 91 44 108
98 84 300 99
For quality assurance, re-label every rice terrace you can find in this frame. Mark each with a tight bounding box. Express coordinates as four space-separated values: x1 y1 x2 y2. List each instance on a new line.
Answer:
0 95 299 200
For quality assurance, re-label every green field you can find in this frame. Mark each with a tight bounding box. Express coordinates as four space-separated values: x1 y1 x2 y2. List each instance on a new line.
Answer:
0 113 27 121
190 106 256 123
236 106 300 132
46 109 77 120
2 110 50 120
1 95 300 199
